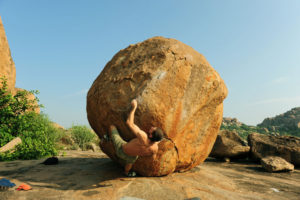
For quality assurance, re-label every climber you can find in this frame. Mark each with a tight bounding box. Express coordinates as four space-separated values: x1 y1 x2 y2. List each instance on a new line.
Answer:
108 99 164 177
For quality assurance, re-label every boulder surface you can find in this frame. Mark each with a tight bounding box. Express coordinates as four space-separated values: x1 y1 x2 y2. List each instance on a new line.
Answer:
87 36 228 176
0 16 16 92
210 130 250 159
248 133 300 166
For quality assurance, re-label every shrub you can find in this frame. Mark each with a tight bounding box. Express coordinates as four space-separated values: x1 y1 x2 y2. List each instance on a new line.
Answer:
0 113 60 161
0 77 58 161
69 125 96 150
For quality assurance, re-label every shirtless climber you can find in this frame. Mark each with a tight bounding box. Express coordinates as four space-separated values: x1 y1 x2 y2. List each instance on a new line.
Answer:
107 99 164 177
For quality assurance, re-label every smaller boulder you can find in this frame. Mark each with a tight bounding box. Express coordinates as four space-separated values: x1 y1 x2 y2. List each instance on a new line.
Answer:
261 156 294 172
209 130 250 159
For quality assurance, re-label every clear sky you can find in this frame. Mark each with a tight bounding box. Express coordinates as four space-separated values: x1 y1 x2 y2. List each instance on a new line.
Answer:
1 0 299 128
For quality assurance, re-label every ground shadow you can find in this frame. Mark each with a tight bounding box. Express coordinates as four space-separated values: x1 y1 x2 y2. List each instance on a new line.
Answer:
0 156 128 191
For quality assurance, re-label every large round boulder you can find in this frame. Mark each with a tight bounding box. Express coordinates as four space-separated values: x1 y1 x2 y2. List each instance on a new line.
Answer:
87 36 228 176
0 16 16 92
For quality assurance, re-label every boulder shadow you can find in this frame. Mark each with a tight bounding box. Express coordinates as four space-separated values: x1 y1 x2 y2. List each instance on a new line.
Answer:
245 166 266 172
205 157 257 164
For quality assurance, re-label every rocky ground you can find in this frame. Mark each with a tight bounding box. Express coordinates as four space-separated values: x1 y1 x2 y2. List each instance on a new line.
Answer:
0 150 299 200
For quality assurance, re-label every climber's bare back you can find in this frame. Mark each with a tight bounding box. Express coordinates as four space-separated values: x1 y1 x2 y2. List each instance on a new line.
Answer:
122 137 158 157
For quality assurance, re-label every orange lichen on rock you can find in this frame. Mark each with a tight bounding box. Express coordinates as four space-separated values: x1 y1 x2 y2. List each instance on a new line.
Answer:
87 36 228 176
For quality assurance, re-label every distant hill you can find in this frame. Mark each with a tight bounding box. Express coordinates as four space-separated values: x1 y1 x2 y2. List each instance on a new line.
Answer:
221 107 300 139
257 107 300 137
221 117 267 140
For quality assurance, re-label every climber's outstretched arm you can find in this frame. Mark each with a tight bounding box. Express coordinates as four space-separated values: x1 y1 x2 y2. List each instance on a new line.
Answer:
126 99 148 145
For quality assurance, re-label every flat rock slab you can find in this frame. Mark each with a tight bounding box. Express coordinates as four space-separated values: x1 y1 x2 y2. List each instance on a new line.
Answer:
261 156 294 172
0 151 300 200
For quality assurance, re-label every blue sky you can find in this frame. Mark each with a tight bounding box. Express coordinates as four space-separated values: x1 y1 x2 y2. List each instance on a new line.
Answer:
1 0 299 128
